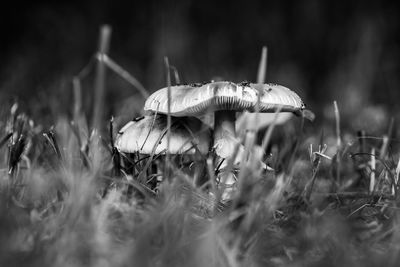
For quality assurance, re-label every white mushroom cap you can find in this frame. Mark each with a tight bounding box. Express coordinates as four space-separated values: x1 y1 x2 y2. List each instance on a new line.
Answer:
250 83 304 114
142 81 304 170
144 81 304 116
115 115 211 155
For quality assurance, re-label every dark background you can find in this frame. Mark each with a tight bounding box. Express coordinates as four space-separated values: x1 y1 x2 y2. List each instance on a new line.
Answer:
0 0 399 130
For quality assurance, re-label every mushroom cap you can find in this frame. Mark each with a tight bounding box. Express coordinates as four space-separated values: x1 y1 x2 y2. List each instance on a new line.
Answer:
144 81 305 117
115 114 211 155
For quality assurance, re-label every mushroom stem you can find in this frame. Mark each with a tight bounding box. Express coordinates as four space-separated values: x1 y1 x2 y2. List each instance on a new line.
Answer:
213 110 238 158
214 110 236 141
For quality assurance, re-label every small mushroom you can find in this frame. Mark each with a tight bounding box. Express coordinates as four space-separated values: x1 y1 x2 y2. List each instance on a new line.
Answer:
115 114 211 155
144 81 304 159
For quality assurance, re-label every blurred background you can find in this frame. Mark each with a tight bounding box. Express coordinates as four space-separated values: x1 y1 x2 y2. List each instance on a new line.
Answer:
0 0 399 132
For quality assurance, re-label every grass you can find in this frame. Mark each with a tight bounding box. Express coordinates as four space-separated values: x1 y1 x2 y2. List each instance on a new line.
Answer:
1 28 400 267
2 95 400 267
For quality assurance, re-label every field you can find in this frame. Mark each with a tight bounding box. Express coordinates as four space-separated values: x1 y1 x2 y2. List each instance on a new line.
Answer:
1 2 400 265
1 26 400 267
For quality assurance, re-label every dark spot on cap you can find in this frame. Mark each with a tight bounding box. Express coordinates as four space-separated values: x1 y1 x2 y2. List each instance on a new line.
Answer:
133 116 145 122
189 81 208 87
239 81 250 87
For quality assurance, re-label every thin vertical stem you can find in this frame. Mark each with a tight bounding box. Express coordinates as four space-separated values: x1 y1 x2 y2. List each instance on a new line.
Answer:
394 157 400 197
333 101 341 186
164 57 172 179
370 148 376 193
256 45 268 132
244 46 268 166
102 55 149 99
333 101 341 148
254 46 268 132
92 25 112 130
381 117 394 159
72 77 82 123
169 65 181 85
257 46 268 84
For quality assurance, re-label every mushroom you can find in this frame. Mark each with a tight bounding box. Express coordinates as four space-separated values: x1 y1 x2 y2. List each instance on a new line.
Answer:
115 114 212 188
115 114 211 155
143 81 305 161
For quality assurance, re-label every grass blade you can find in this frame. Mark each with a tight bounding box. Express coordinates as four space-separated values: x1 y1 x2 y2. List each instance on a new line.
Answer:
369 148 376 193
333 100 341 187
170 65 181 85
92 25 112 130
0 133 12 149
72 77 82 123
102 54 149 99
164 57 172 180
256 46 267 84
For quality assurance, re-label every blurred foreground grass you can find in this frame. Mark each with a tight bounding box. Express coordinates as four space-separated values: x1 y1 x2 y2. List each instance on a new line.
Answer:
1 99 400 267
